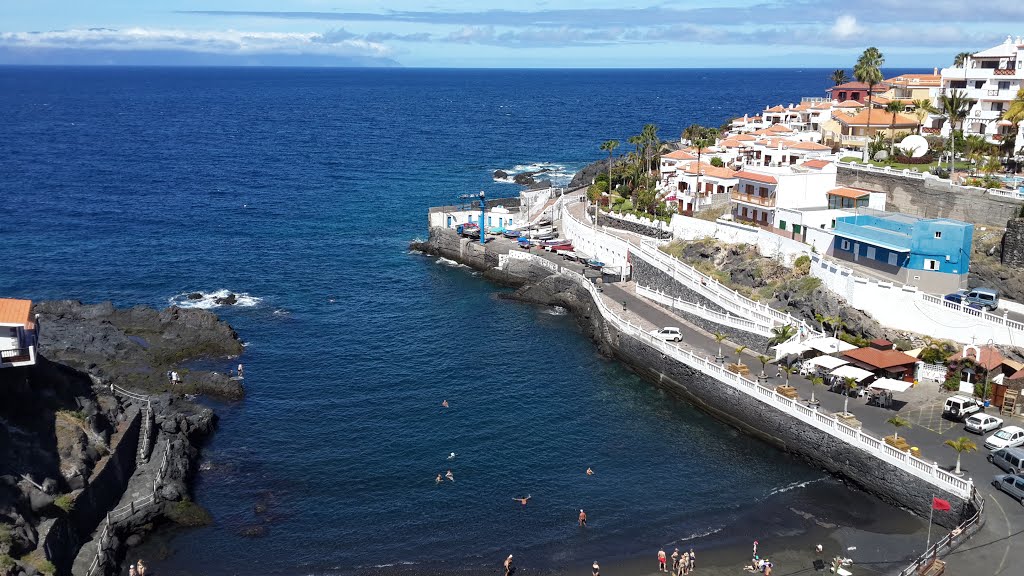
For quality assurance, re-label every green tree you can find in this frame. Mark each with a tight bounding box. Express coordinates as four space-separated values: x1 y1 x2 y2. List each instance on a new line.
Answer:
944 436 977 475
780 364 796 386
713 332 727 361
939 89 975 177
887 416 911 441
809 376 824 405
842 376 858 414
854 47 885 161
885 100 907 156
953 51 973 69
1002 88 1024 166
734 345 748 371
830 69 849 86
710 157 725 168
600 139 619 199
757 354 772 380
767 324 797 352
911 99 935 134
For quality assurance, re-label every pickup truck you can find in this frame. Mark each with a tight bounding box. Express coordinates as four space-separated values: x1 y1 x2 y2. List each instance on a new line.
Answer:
943 395 984 421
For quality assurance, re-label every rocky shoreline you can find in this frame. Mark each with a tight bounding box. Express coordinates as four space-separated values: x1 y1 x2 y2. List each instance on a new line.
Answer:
0 301 245 576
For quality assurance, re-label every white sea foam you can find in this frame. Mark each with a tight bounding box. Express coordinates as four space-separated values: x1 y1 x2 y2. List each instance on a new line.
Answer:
273 308 290 316
767 476 827 497
169 289 263 309
492 161 581 187
543 305 567 316
677 526 723 542
436 257 468 268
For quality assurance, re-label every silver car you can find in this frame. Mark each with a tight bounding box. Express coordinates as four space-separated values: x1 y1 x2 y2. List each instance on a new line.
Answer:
991 474 1024 505
965 413 1003 434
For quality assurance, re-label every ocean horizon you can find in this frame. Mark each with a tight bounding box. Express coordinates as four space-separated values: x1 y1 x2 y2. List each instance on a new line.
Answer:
0 66 929 575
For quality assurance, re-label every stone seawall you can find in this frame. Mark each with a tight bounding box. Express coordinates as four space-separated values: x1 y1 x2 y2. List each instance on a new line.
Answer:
418 228 977 530
836 166 1021 227
597 213 672 239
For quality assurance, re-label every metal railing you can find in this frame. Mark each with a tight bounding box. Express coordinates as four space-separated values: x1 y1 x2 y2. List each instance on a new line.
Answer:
835 160 927 180
897 491 986 576
920 293 1024 332
730 191 775 206
635 285 774 337
85 439 171 576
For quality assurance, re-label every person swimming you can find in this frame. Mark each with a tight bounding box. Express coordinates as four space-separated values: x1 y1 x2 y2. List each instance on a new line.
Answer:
586 467 594 476
448 452 457 460
445 469 454 482
436 474 443 484
513 495 531 505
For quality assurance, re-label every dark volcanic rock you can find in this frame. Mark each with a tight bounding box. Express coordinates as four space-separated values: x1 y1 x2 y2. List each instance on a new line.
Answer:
528 179 553 191
187 292 203 300
513 172 536 186
238 525 267 538
493 169 509 180
214 293 238 306
569 158 610 189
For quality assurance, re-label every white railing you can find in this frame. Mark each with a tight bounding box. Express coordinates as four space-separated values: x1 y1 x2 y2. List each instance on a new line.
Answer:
836 160 926 180
920 293 1024 332
554 259 973 499
507 249 560 273
636 285 774 337
918 363 948 382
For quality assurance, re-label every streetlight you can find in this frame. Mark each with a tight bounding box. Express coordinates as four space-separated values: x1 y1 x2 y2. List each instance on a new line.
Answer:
983 339 994 410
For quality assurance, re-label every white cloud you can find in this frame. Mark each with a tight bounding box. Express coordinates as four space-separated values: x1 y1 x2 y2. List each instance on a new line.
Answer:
0 27 393 58
831 15 863 38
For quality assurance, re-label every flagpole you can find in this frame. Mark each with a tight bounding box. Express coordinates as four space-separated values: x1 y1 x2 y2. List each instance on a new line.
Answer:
926 493 934 553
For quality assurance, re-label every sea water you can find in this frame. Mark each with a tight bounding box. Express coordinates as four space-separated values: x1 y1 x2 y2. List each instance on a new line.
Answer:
0 67 922 575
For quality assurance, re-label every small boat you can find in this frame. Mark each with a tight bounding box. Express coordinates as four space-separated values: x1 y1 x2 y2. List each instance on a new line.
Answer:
540 238 572 247
456 222 480 237
547 243 574 252
503 230 522 239
517 237 532 248
588 259 605 269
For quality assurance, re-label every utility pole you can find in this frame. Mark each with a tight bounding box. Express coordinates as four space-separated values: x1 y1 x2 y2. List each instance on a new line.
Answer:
479 190 487 246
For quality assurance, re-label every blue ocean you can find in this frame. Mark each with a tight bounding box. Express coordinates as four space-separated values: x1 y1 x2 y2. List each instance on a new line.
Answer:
0 67 914 575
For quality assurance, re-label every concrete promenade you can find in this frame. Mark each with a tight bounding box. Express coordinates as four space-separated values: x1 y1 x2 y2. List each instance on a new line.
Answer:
538 200 1023 575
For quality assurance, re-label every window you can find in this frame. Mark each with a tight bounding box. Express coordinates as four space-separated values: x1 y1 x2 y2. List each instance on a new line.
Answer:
779 220 787 231
745 184 755 194
831 219 836 228
924 258 939 270
866 246 876 260
998 81 1010 90
793 224 802 234
992 102 1004 112
888 253 898 266
840 239 851 250
974 80 985 89
447 216 452 227
934 231 942 239
759 187 769 196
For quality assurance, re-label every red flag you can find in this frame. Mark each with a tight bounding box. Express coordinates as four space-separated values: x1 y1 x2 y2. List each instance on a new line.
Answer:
932 497 951 511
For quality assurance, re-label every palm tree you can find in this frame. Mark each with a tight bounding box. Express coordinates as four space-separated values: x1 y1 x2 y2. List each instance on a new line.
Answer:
885 100 907 156
953 52 973 69
713 332 727 362
828 315 845 339
600 139 619 206
830 69 849 87
887 416 911 441
842 376 858 414
641 123 659 172
814 313 827 333
944 436 977 475
767 324 797 351
780 365 795 386
757 354 772 381
854 47 885 161
809 376 824 405
911 99 935 135
734 345 748 371
1002 88 1024 168
940 89 975 177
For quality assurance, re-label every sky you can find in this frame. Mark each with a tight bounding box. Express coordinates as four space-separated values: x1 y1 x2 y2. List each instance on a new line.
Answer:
1 1 1023 68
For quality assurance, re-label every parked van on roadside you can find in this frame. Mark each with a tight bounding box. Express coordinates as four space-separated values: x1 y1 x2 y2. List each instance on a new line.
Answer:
988 446 1024 474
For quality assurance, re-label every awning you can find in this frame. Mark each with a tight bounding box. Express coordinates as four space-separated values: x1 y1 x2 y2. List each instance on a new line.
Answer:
805 355 849 371
774 341 812 358
804 337 857 354
830 365 874 382
868 377 913 393
831 229 912 253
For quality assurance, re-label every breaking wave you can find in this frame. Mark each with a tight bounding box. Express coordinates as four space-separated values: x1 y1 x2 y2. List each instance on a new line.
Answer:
492 162 580 186
169 289 263 309
436 257 468 268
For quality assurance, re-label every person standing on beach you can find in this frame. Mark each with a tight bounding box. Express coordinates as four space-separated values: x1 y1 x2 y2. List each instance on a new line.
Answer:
688 549 696 571
752 540 758 557
592 561 600 576
658 549 667 572
671 548 680 572
578 509 587 526
504 554 514 576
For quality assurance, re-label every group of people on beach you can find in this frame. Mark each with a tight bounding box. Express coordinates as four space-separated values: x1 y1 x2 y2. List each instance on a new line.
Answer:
744 540 773 576
659 547 695 575
128 559 146 576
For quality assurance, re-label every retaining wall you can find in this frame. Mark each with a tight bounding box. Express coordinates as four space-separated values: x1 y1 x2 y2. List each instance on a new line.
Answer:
836 166 1022 227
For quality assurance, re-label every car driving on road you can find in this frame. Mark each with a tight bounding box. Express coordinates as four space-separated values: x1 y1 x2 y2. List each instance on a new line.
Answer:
650 327 682 342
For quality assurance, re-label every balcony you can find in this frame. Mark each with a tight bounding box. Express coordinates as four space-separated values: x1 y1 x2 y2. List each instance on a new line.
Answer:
969 108 1002 121
731 191 775 207
941 66 1022 80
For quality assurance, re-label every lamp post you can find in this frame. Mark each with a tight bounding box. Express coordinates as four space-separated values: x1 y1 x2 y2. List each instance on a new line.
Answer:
478 190 487 246
983 339 994 409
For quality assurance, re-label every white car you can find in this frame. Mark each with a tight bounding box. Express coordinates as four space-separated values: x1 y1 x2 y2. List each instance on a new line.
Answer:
984 426 1024 451
965 413 1004 434
650 327 682 342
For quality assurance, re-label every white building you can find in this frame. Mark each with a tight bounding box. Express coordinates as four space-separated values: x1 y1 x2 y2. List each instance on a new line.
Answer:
730 162 839 231
1 298 37 368
673 162 739 215
939 35 1024 148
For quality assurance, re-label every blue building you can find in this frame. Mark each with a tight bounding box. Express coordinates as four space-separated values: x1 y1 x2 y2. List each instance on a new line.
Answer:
829 212 973 293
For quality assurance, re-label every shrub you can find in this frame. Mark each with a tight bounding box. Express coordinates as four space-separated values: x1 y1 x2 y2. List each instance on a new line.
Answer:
53 494 75 514
0 524 11 547
794 255 811 275
21 552 54 576
943 374 961 391
0 554 14 572
710 157 725 168
619 199 634 212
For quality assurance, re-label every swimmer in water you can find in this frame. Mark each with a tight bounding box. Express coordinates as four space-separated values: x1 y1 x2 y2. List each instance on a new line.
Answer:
442 400 449 408
586 467 594 476
448 452 457 460
445 469 454 482
512 495 531 505
436 474 443 484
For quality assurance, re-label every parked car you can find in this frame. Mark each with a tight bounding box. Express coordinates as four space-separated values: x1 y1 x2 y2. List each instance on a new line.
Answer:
944 288 999 311
650 327 682 342
965 413 1004 434
984 425 1024 451
989 447 1024 474
991 473 1024 505
943 395 983 421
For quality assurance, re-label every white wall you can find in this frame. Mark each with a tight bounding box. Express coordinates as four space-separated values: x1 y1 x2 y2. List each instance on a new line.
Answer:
806 227 835 255
667 213 810 266
562 205 632 269
809 254 1024 345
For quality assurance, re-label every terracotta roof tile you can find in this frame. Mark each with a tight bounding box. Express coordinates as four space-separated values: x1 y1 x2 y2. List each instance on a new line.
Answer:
790 141 831 151
0 298 32 327
843 347 918 370
828 186 871 199
837 100 866 109
833 110 918 127
765 105 786 112
662 150 697 160
801 159 832 169
682 162 738 179
734 170 778 184
949 346 1007 372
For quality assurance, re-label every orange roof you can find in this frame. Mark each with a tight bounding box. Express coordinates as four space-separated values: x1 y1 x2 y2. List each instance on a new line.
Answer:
812 101 835 110
662 150 697 160
734 170 778 184
836 100 866 109
683 146 715 155
801 159 832 169
949 346 1007 372
734 134 756 141
765 105 786 113
754 138 794 148
843 347 918 370
767 124 793 133
0 298 32 327
828 186 871 199
794 102 814 111
682 162 738 179
790 141 831 151
833 110 918 127
886 74 941 86
749 128 773 136
719 138 745 148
